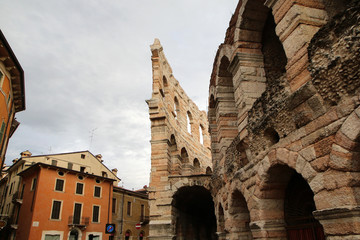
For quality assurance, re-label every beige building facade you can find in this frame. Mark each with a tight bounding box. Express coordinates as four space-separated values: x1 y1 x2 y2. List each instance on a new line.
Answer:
148 1 360 239
112 186 149 240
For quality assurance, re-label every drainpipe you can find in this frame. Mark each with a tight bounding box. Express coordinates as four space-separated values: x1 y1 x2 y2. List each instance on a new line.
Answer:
120 190 125 236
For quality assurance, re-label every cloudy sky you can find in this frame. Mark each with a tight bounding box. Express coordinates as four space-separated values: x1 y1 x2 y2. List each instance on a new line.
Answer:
1 0 238 190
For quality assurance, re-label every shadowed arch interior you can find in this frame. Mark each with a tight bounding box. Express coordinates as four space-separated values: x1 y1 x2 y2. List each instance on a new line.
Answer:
172 186 217 240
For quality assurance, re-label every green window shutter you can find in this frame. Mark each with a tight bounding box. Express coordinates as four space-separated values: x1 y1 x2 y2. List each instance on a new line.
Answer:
0 121 6 143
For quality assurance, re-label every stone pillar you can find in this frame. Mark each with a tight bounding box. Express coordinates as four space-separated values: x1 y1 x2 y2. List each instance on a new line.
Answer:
229 52 266 134
314 206 360 239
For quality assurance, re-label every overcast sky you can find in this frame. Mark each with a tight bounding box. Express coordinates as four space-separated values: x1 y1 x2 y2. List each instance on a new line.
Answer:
1 0 238 190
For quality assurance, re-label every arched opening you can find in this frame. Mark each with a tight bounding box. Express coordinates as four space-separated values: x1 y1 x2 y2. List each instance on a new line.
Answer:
229 190 252 239
193 158 200 173
180 148 189 163
170 134 177 152
206 167 212 175
215 56 238 151
259 165 325 239
174 96 179 119
199 124 204 145
261 12 287 83
69 228 80 240
125 230 131 240
218 204 225 233
285 173 325 239
187 111 193 134
264 127 280 146
236 141 249 167
209 94 216 109
172 186 217 240
163 76 168 87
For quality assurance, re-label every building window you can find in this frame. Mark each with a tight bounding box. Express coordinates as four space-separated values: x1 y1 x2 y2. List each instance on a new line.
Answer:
101 171 107 177
44 234 61 240
54 179 64 192
112 198 116 213
9 182 13 195
51 200 62 220
81 154 85 159
73 203 82 224
141 204 145 220
76 183 84 195
80 166 85 172
68 162 73 170
31 178 37 191
127 201 131 216
51 160 57 166
94 186 101 198
92 205 100 223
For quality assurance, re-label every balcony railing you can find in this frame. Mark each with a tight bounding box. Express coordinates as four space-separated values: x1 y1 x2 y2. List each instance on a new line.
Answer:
140 216 149 224
68 216 89 229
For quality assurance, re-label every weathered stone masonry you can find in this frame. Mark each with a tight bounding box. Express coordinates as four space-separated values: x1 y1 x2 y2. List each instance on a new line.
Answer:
146 39 214 239
148 0 360 239
209 0 360 239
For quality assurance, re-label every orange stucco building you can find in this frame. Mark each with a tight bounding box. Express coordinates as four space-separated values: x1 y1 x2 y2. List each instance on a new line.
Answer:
0 30 25 170
15 162 115 240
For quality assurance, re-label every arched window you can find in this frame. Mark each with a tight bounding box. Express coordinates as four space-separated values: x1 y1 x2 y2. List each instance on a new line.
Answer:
187 111 193 134
193 158 200 169
180 148 189 163
199 124 204 145
163 76 168 87
174 96 179 119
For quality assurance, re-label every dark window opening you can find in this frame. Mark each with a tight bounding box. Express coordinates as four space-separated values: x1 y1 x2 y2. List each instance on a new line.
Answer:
55 179 64 191
76 183 84 195
94 186 101 197
51 200 61 220
92 205 100 223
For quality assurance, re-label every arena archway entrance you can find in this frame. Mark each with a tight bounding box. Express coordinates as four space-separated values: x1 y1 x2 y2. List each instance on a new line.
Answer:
172 186 217 240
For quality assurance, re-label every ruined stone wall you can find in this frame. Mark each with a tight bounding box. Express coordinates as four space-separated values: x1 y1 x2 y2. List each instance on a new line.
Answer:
208 0 360 239
147 39 212 239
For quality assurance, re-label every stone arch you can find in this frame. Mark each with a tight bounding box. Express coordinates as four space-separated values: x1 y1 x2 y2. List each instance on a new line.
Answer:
326 107 360 206
264 127 280 147
169 134 177 152
180 147 189 163
172 185 217 240
228 189 252 239
163 75 168 88
199 124 204 145
174 96 179 119
254 162 324 239
193 158 200 170
186 111 193 134
206 166 212 175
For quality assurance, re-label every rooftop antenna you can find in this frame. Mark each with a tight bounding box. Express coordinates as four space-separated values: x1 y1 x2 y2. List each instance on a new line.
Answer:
89 128 97 150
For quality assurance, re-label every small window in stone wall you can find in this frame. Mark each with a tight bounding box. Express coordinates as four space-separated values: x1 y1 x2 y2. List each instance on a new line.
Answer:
264 127 280 146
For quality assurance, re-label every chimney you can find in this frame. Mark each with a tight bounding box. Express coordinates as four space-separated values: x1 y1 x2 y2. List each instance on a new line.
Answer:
20 150 32 158
111 168 118 175
95 154 103 162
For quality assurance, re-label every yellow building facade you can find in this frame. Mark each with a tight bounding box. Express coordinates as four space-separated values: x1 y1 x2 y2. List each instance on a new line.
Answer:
112 186 149 240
